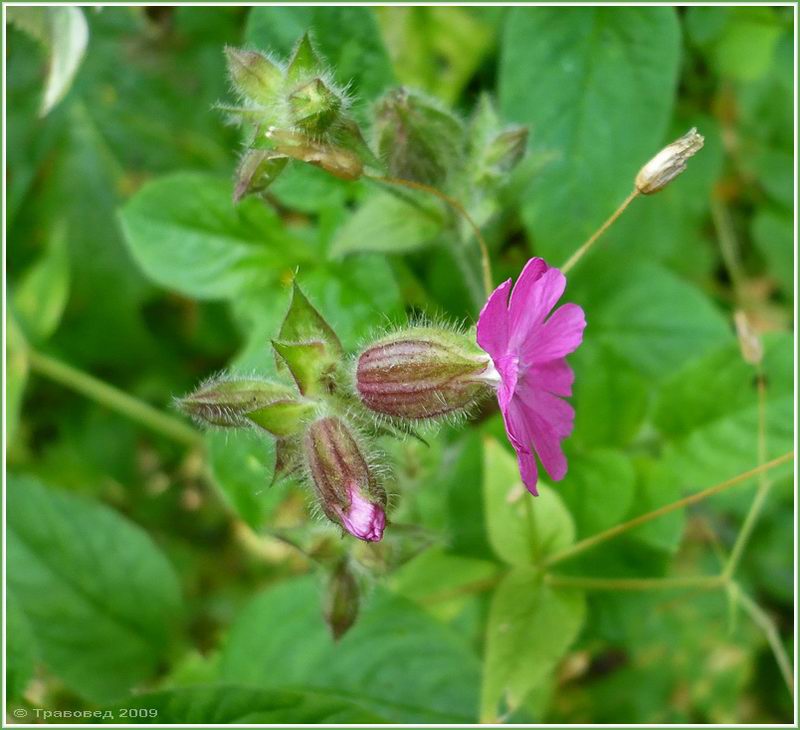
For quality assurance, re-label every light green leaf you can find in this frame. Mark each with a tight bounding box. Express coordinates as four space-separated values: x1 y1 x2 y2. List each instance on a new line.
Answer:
7 591 36 701
12 224 70 343
559 450 636 537
331 190 444 256
119 173 306 300
7 475 182 702
246 7 394 101
483 438 575 566
220 575 481 723
107 685 387 724
206 429 283 529
8 7 89 115
752 208 793 295
499 7 680 261
6 314 29 454
481 566 585 722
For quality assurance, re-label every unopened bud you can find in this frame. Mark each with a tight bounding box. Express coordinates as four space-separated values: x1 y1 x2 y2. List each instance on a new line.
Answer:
178 377 313 436
485 126 528 173
734 310 764 365
304 417 386 542
265 128 362 180
234 150 288 202
289 77 343 135
225 47 283 105
356 328 493 420
323 559 360 640
635 128 704 195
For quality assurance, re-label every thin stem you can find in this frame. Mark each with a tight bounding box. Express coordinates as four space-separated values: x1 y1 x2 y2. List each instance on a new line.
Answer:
365 174 494 297
543 451 794 568
27 348 203 448
734 585 794 698
561 189 639 274
724 368 771 579
711 198 747 299
545 574 726 592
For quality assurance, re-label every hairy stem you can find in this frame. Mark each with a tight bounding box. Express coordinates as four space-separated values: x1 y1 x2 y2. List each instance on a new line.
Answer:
543 451 794 568
366 174 494 297
561 189 639 274
546 574 727 591
27 348 203 448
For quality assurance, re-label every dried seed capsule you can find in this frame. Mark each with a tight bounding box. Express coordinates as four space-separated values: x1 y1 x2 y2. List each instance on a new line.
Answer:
635 128 704 195
323 559 360 641
356 328 493 420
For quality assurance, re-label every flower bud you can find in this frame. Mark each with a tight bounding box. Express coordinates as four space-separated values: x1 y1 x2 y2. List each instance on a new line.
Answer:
635 128 704 195
233 150 288 202
356 328 493 420
224 47 283 106
289 77 343 135
304 417 387 542
323 559 360 640
485 126 528 174
177 377 313 436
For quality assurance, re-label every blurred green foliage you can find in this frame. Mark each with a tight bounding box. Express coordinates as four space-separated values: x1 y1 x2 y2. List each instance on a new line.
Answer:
7 5 794 724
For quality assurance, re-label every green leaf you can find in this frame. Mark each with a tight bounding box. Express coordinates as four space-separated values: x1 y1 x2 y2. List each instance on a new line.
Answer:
245 8 394 101
559 450 636 537
12 224 70 343
499 7 681 261
271 340 331 396
107 685 387 724
6 313 29 453
277 281 343 355
481 566 586 722
119 173 305 300
220 575 481 723
8 7 89 115
752 208 793 295
7 591 36 701
7 475 182 702
573 262 732 381
331 190 444 257
206 428 284 529
483 438 575 566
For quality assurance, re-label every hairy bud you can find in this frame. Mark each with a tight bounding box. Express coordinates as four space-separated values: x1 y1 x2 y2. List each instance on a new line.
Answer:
304 417 386 542
635 128 704 195
224 47 282 106
233 150 288 202
177 377 313 436
356 328 493 420
323 559 360 640
289 77 343 135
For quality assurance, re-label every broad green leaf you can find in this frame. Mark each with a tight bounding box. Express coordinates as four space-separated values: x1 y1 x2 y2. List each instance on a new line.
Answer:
559 450 636 537
206 429 283 529
6 313 29 454
481 566 586 722
572 262 732 381
220 575 481 723
8 7 89 115
331 190 444 257
106 685 387 724
752 208 793 295
7 475 182 702
483 438 575 566
12 224 70 343
628 457 685 553
7 591 36 701
376 7 497 104
652 333 793 501
499 7 681 262
246 7 394 101
120 173 307 300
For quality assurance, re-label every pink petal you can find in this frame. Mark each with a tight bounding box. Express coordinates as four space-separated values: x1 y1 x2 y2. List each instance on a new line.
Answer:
523 303 586 364
476 278 512 358
528 359 574 397
509 268 567 349
508 257 549 311
502 399 540 494
516 386 575 481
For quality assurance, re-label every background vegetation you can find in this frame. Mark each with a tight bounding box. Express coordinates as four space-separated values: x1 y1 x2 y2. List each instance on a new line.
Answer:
7 5 795 724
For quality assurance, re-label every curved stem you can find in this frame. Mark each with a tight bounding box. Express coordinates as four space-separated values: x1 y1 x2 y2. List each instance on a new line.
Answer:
561 189 639 274
543 451 794 568
27 348 203 448
365 174 494 297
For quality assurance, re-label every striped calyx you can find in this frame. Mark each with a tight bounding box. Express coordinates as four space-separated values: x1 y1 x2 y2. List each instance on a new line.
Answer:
355 328 493 420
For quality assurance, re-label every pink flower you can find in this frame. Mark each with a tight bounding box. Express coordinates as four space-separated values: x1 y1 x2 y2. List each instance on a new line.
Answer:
337 484 386 542
476 258 586 495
